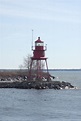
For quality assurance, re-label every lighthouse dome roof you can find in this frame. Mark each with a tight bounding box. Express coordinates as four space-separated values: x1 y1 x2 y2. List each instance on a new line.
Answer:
35 37 43 43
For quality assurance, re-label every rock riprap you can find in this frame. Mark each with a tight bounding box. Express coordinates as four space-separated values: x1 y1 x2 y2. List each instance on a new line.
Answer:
0 80 75 89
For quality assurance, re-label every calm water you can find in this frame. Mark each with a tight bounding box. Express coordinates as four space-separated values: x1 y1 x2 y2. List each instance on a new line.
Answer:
0 71 81 121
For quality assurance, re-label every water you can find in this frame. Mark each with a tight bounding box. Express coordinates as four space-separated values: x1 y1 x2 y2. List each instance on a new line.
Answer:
0 71 81 121
50 70 81 89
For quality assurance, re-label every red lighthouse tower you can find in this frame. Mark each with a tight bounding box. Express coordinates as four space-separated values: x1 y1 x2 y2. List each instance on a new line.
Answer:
29 37 49 80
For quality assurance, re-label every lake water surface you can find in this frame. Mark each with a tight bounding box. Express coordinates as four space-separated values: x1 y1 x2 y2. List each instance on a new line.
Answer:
0 71 81 121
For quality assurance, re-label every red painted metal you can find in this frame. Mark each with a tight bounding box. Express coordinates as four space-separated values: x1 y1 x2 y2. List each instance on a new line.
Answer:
29 37 49 80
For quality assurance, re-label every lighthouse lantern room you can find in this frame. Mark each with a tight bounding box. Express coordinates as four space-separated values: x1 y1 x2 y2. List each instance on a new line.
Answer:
29 37 49 80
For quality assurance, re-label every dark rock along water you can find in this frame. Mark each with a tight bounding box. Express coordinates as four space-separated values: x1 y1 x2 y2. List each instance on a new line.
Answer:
0 71 81 121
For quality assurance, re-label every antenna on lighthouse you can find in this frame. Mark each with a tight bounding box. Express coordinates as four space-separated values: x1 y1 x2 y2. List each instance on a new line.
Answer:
32 29 33 50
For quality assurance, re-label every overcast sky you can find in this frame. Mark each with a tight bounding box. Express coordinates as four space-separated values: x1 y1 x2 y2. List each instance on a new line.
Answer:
0 0 81 69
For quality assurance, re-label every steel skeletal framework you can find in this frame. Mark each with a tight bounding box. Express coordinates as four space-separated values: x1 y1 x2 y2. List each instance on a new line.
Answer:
29 37 49 80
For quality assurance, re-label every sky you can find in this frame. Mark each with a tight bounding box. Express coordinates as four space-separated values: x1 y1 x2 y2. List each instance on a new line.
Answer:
0 0 81 69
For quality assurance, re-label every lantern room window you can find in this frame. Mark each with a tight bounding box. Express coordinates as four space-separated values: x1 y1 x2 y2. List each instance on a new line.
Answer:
35 42 44 46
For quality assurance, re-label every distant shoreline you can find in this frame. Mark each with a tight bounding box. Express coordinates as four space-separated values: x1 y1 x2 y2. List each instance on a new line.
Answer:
0 69 81 72
48 69 81 71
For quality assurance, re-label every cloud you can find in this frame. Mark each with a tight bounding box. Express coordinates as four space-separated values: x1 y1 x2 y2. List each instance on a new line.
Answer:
0 0 81 24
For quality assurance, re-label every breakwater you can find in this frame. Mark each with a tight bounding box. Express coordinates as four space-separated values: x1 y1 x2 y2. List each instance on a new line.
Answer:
0 70 76 89
0 80 75 89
